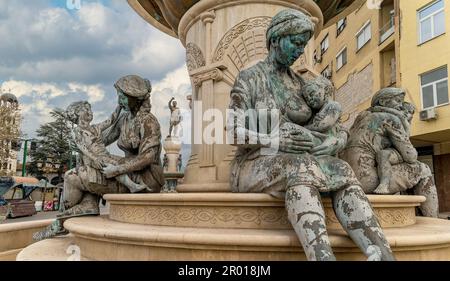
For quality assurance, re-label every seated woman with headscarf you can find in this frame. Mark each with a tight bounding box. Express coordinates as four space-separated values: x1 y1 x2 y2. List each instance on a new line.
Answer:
228 9 395 261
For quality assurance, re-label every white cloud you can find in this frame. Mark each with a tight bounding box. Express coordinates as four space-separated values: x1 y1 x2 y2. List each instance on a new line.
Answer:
1 80 66 99
0 0 193 155
68 83 105 103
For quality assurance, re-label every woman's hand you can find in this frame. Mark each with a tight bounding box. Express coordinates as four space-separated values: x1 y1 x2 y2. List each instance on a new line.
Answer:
310 134 344 156
102 164 120 178
91 159 105 170
279 132 315 154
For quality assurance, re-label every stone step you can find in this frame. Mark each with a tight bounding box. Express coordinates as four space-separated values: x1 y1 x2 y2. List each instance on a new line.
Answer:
18 216 450 261
105 193 424 230
16 234 90 261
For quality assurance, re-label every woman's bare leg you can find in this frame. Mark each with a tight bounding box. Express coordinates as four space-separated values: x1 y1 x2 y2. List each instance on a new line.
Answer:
286 185 335 261
332 185 395 261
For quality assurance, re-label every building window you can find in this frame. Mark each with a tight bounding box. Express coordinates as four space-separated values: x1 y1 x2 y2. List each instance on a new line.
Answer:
421 66 449 109
321 65 332 79
418 0 445 44
336 47 347 71
320 34 329 55
337 18 347 36
356 21 372 51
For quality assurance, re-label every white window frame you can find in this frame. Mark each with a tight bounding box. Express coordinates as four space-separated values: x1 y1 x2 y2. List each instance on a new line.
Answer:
337 17 347 36
336 47 347 71
320 34 329 54
356 20 372 51
420 67 449 110
321 65 332 79
418 0 445 44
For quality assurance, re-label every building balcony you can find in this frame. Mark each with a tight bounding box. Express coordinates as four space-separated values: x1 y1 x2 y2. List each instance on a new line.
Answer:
380 18 395 44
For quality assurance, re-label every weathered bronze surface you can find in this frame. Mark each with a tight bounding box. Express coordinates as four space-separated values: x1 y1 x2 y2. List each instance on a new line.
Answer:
340 88 439 218
32 75 165 241
228 9 395 261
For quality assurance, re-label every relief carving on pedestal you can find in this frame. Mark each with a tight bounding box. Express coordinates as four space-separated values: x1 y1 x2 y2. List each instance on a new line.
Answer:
186 43 206 72
212 16 272 71
109 205 291 229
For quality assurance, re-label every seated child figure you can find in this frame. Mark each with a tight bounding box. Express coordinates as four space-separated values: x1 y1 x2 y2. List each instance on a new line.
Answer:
373 102 416 194
66 101 148 193
282 75 342 151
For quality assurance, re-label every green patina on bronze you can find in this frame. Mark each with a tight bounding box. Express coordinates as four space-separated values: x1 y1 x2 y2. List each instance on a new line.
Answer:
137 0 358 35
227 9 396 261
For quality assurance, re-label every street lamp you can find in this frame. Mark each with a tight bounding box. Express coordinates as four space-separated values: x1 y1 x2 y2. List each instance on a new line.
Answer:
20 138 35 177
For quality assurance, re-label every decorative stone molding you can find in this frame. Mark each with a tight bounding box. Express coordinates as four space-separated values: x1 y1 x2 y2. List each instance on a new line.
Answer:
190 64 226 88
212 16 272 69
105 194 423 230
186 43 206 72
200 10 216 24
110 205 290 229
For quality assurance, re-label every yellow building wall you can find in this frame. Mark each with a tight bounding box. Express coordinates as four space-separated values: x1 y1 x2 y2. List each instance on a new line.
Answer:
399 0 450 141
314 0 398 124
315 3 381 90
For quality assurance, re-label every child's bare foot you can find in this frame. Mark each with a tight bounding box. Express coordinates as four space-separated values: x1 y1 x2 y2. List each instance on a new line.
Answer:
128 183 148 193
373 182 391 194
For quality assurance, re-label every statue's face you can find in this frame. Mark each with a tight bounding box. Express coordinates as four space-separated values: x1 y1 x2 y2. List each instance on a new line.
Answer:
118 91 129 111
379 95 404 111
303 84 326 110
79 104 93 124
172 101 177 107
274 32 310 66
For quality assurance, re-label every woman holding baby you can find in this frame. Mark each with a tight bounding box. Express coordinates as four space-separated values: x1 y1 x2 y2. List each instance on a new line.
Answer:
33 75 164 241
228 9 395 261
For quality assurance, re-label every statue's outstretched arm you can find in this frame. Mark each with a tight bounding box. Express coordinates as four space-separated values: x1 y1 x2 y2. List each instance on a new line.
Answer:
93 106 122 132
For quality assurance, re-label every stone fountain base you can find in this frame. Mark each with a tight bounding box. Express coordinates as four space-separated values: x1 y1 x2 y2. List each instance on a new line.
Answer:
17 194 450 261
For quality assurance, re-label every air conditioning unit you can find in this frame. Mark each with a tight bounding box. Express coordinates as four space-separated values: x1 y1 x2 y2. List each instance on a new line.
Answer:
419 108 437 121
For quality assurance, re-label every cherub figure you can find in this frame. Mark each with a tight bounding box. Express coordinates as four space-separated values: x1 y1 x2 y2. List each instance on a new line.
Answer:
66 101 148 193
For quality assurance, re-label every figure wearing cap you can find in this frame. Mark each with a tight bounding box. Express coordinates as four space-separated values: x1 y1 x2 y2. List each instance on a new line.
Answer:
33 75 164 242
341 87 439 217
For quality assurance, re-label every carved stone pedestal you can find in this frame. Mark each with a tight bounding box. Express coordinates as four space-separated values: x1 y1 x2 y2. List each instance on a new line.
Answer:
17 195 450 261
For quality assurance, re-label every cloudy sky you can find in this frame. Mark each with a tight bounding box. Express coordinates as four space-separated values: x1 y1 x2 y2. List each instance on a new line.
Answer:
0 0 192 158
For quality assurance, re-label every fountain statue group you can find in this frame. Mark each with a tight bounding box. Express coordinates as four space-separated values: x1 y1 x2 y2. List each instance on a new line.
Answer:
33 9 438 261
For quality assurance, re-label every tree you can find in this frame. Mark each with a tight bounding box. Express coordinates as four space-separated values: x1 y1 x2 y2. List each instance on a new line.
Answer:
0 103 21 176
28 109 76 181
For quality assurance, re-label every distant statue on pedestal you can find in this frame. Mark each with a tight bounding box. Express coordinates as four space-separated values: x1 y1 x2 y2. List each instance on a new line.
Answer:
168 97 182 138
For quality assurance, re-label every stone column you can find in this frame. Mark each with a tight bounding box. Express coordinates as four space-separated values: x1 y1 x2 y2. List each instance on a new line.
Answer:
163 136 182 174
176 0 322 193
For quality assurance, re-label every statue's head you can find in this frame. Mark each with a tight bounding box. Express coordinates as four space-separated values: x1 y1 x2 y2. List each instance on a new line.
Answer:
371 88 405 111
303 76 334 110
66 101 92 125
403 101 416 122
114 75 152 112
266 9 315 67
172 100 178 107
